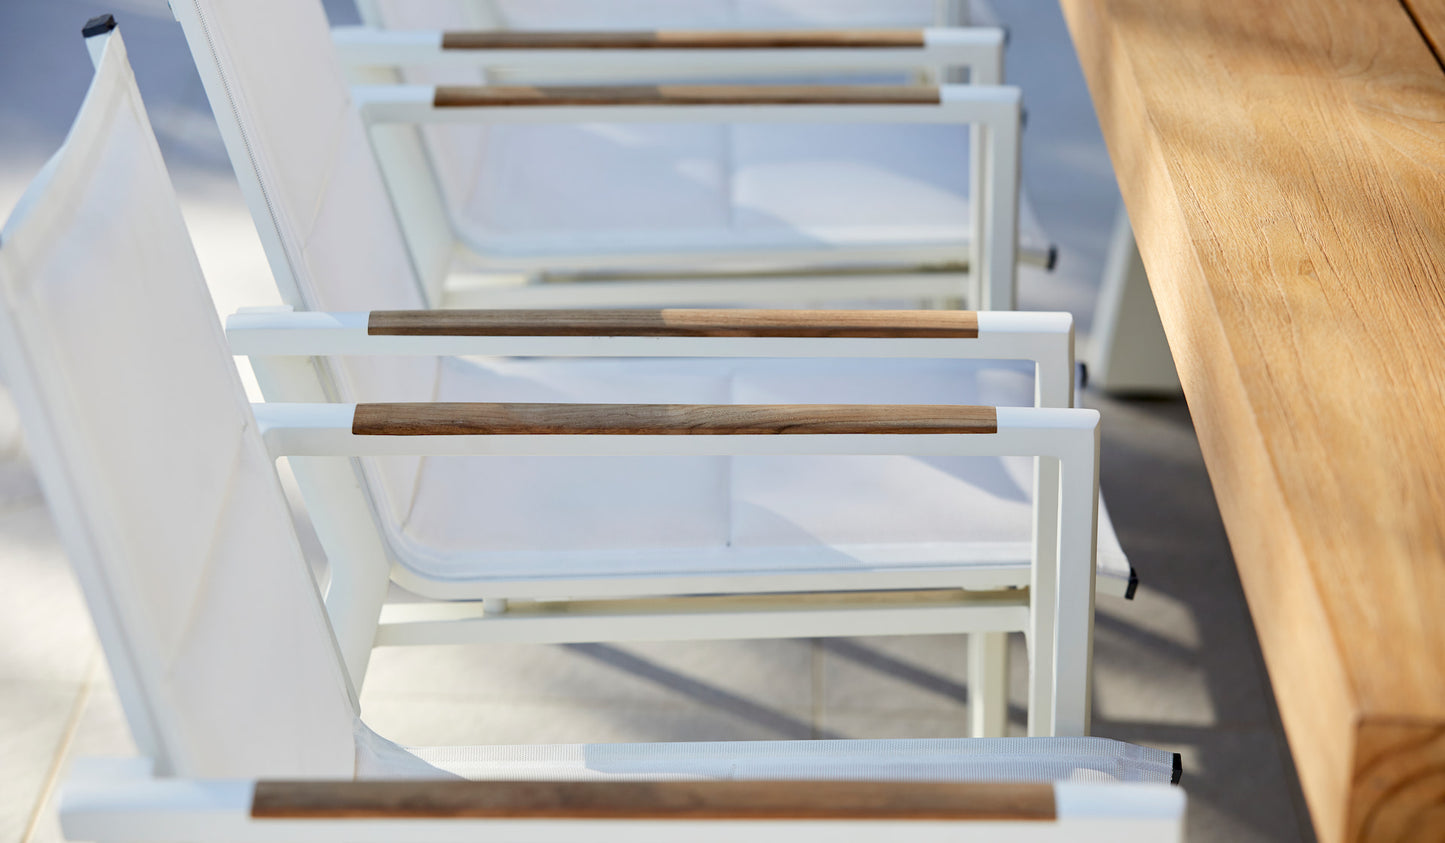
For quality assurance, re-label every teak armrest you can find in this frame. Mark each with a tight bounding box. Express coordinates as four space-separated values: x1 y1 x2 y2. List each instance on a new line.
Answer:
351 403 999 436
367 308 980 338
252 779 1053 821
432 84 941 108
439 29 927 51
331 26 1005 82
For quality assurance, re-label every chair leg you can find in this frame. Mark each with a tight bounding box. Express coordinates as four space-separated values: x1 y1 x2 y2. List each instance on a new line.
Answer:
968 632 1009 737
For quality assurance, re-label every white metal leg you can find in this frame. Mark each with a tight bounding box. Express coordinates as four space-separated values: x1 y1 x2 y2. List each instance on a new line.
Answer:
249 354 392 693
970 105 1020 310
1051 431 1100 736
967 632 1009 737
1088 208 1181 394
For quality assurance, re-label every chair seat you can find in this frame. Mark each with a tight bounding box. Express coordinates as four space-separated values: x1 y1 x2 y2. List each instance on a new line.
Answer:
375 355 1133 597
374 734 1178 784
451 123 1050 268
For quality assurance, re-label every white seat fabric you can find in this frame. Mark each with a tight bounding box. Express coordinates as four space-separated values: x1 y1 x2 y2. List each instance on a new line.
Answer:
380 736 1178 784
385 355 1131 594
454 122 1053 266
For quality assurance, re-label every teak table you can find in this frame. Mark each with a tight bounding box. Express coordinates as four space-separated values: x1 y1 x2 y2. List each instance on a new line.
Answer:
1062 0 1445 840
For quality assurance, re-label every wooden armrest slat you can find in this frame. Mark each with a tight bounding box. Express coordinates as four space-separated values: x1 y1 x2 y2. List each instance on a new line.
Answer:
433 84 941 108
252 780 1055 821
440 29 927 50
368 309 979 338
352 403 998 436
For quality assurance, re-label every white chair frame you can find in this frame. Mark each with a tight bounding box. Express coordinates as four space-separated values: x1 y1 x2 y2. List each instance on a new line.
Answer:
168 0 1105 736
2 28 1180 840
350 82 1021 310
60 758 1186 843
228 307 1095 737
333 18 1039 310
332 26 1006 86
171 0 1024 311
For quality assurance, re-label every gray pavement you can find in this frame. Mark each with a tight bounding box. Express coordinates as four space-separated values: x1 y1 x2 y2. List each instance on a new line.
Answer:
0 1 1315 840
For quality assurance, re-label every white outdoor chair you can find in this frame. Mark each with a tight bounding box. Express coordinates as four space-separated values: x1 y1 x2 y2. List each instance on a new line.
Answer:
165 0 1138 737
0 23 1183 843
176 0 1034 312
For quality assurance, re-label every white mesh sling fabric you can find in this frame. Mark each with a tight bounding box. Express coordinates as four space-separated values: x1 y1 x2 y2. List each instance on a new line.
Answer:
0 31 358 780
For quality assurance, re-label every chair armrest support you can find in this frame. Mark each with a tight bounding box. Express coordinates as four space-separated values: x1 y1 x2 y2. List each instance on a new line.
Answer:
58 762 1186 841
250 778 1054 820
227 308 1065 355
430 84 941 107
331 26 1005 82
353 82 1018 125
366 308 981 337
253 403 1095 459
230 308 1073 408
228 308 1073 408
349 402 999 436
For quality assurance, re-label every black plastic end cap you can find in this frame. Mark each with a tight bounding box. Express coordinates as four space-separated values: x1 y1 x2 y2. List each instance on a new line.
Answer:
1046 244 1059 271
1171 752 1183 785
83 14 117 39
1077 361 1089 391
1125 566 1140 600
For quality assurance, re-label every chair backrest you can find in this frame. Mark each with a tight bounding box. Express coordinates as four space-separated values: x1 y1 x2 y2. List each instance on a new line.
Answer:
171 0 444 525
0 27 358 779
167 0 435 328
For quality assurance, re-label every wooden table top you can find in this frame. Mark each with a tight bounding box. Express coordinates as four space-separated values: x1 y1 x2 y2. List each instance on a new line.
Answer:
1061 0 1445 840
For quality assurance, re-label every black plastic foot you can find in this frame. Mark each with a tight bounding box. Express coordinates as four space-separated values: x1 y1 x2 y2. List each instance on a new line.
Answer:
83 13 117 38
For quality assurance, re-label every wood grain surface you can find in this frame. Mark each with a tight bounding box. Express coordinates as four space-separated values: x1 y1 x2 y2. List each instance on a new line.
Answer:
368 309 980 338
252 780 1055 821
1403 0 1445 63
440 29 926 50
1061 0 1445 840
433 84 941 108
351 403 998 436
